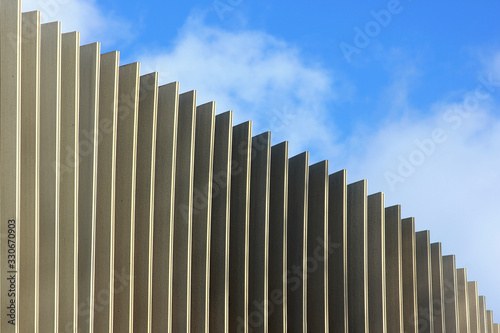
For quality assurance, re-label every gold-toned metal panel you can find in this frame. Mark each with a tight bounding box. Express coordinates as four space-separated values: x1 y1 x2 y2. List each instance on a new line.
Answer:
19 10 40 333
191 102 216 332
133 72 159 333
443 255 459 332
307 161 329 332
367 192 387 333
487 311 494 333
229 121 252 333
468 281 480 332
59 30 80 333
39 21 61 333
385 205 404 333
479 296 487 333
287 152 309 333
268 141 288 333
415 230 434 330
248 132 271 333
94 51 119 333
347 180 369 332
113 62 140 333
78 42 100 333
328 170 348 333
209 111 233 333
457 268 470 333
171 90 197 332
430 243 445 333
151 82 179 333
402 217 418 333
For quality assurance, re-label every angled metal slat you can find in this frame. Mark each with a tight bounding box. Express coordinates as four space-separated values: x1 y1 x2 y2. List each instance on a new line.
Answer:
457 268 470 333
430 243 445 333
268 141 288 333
487 311 494 333
368 192 387 333
93 51 119 333
39 21 61 333
468 281 480 333
113 62 140 333
171 90 197 332
416 231 435 332
248 132 271 333
0 2 21 331
402 217 418 333
229 121 252 333
151 82 179 333
328 170 348 333
287 152 309 333
59 30 80 333
0 2 22 327
347 180 369 332
19 10 40 333
385 205 404 333
78 42 100 333
209 111 233 333
133 72 159 333
443 255 459 332
415 230 434 332
307 161 329 332
479 296 487 333
191 102 216 332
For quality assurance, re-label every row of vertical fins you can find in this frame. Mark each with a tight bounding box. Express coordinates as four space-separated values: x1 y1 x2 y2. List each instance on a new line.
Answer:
0 3 498 332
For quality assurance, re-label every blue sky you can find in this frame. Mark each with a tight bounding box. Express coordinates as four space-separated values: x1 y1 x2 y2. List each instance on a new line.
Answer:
23 0 500 321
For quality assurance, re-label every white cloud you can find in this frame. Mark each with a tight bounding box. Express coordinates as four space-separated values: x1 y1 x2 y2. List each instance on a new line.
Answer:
344 66 500 317
22 0 134 46
137 15 339 159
